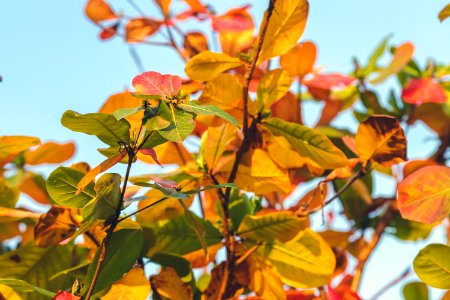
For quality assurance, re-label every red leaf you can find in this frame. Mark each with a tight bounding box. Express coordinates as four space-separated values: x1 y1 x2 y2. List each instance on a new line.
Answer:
53 291 80 300
402 78 447 104
212 5 254 32
140 148 162 167
132 71 182 98
99 23 119 40
303 73 355 101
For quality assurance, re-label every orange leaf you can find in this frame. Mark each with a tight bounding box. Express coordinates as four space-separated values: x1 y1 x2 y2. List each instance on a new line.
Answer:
125 18 161 43
212 5 254 32
99 90 143 132
99 22 119 40
280 41 317 77
402 78 447 104
371 42 414 84
18 172 50 204
183 32 209 58
402 159 437 179
85 0 117 23
398 165 450 224
0 135 40 162
25 141 75 165
76 152 126 193
270 92 302 124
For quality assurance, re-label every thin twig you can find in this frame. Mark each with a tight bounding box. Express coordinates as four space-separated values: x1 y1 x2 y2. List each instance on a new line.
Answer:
117 197 168 223
235 242 263 266
129 47 145 73
368 268 410 300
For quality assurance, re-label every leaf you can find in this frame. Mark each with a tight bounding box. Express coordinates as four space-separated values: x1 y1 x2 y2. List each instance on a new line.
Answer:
132 71 182 98
46 167 96 208
402 78 447 104
237 211 307 243
390 213 433 242
150 267 193 300
263 117 349 169
82 227 143 296
125 18 161 43
303 73 356 101
151 253 191 278
82 173 122 221
76 152 125 193
0 278 55 298
402 281 429 300
0 136 40 161
137 190 190 223
84 0 116 23
184 32 209 58
0 243 72 300
17 172 49 205
179 101 239 127
355 115 406 166
112 106 144 120
24 141 75 165
185 51 243 81
371 42 414 84
200 123 238 170
0 208 40 222
439 3 450 22
34 206 81 247
257 69 292 110
362 35 391 76
0 177 20 208
178 199 209 259
254 228 336 288
99 91 144 132
397 165 450 224
212 5 254 32
280 41 317 77
413 244 450 289
257 0 309 62
102 267 150 300
61 110 130 146
146 214 222 256
198 74 243 110
158 102 196 142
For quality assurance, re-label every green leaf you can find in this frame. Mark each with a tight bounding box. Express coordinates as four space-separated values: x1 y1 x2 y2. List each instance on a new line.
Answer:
131 92 161 100
146 214 222 256
82 227 143 296
229 195 255 231
134 182 189 199
0 178 20 208
82 173 121 221
139 130 168 149
238 211 307 243
403 281 429 300
151 252 191 278
413 243 450 289
263 117 349 169
179 101 239 127
113 106 144 120
253 228 335 288
363 35 391 76
157 102 196 142
0 243 72 300
0 278 55 298
178 199 209 258
46 167 95 208
390 213 433 242
61 110 131 146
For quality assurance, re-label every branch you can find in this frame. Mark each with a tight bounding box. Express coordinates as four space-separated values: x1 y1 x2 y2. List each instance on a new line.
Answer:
351 203 396 292
117 197 168 223
368 268 410 300
85 147 135 300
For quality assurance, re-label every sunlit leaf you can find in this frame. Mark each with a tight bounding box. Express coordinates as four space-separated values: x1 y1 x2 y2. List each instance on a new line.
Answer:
438 3 450 22
280 41 317 77
257 69 292 110
132 71 182 98
185 51 243 81
198 74 243 110
47 167 96 208
99 91 144 132
82 226 143 296
0 278 55 298
84 0 116 23
402 281 428 300
150 267 193 300
0 136 40 162
61 110 130 146
238 211 307 243
102 267 150 300
184 32 209 58
397 165 450 224
413 244 450 289
0 177 20 208
402 78 447 104
263 117 349 169
371 42 414 84
200 123 238 171
303 73 356 101
179 101 239 126
125 18 161 43
25 142 75 165
151 252 191 277
0 208 40 222
355 115 406 166
257 0 309 62
157 102 196 142
270 92 302 124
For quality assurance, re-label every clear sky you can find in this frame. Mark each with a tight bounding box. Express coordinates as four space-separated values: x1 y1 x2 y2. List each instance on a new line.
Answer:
1 0 449 299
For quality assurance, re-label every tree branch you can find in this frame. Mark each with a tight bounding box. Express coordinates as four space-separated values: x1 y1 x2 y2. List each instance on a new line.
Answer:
117 197 168 223
368 267 410 300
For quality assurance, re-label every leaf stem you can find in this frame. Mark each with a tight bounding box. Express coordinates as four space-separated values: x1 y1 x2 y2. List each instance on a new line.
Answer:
117 197 168 223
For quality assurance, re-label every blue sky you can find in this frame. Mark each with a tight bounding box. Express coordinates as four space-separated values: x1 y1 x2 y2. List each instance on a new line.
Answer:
1 0 449 299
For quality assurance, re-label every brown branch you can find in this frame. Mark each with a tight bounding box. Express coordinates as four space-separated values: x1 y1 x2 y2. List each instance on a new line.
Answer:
85 147 135 300
368 268 410 300
84 231 100 248
117 197 169 223
351 203 396 292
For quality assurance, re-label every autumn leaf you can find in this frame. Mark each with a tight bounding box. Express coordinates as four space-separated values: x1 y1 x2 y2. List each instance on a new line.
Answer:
102 267 150 300
270 92 302 124
397 165 450 224
183 32 209 58
185 51 243 81
125 18 161 43
0 135 40 162
280 41 317 77
438 3 450 22
99 90 144 131
371 42 414 84
132 71 182 98
99 22 119 40
402 78 447 104
257 0 309 63
85 0 116 23
257 69 292 110
303 73 356 101
355 115 407 167
24 141 75 165
150 267 193 300
413 244 450 289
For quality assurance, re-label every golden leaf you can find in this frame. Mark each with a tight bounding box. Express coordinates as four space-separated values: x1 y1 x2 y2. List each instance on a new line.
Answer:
280 41 316 77
150 267 193 300
102 267 150 300
25 142 75 165
185 51 243 82
84 0 116 23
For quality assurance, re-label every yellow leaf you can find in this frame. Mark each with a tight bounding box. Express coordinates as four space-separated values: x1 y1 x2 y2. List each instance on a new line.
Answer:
199 74 243 111
0 208 40 222
102 267 150 300
150 267 193 300
371 42 414 84
290 182 327 213
0 284 22 300
0 136 40 162
84 0 117 23
257 69 292 110
76 152 126 193
219 30 254 57
355 115 407 167
257 0 309 63
280 41 317 77
185 51 243 81
183 243 222 268
266 134 306 169
34 206 81 247
202 123 238 171
24 142 75 165
439 3 450 22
